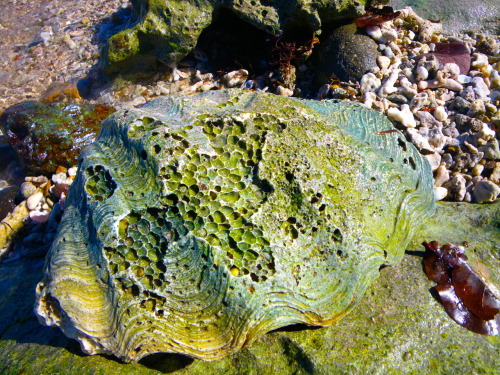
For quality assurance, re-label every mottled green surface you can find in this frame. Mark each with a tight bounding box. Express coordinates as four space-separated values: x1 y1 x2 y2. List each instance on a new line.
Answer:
35 89 434 362
0 101 115 175
105 0 369 72
2 200 500 374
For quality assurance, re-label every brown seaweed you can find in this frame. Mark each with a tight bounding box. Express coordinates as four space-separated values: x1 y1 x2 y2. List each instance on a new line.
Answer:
354 6 401 28
423 241 500 335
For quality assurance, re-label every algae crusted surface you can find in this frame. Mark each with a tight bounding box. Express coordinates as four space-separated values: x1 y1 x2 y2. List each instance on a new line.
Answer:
34 90 434 362
2 203 500 374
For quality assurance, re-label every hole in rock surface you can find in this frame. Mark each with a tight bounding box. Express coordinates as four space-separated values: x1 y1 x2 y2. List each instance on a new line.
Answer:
139 352 194 373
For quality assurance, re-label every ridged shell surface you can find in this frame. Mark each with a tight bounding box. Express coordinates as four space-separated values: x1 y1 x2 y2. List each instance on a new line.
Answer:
35 90 435 362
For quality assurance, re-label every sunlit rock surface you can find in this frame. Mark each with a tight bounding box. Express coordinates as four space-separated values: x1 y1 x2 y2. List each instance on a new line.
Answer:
35 89 435 362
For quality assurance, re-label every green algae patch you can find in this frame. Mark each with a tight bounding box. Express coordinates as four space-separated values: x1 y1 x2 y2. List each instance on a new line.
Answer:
34 89 434 363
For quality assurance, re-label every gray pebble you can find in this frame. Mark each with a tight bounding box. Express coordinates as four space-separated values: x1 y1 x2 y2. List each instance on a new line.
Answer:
443 174 467 201
460 86 476 101
441 153 454 168
416 111 442 129
387 94 408 104
473 180 500 203
443 125 459 138
450 96 471 114
471 77 490 100
479 138 500 160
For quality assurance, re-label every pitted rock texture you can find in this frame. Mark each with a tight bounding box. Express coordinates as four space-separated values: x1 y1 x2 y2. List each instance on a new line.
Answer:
35 89 435 363
104 0 368 72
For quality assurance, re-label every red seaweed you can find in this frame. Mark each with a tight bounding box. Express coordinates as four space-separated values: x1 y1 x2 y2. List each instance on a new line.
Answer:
422 241 500 335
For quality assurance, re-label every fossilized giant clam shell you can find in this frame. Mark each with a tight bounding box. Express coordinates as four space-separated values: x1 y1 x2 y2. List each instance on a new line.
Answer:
35 90 435 362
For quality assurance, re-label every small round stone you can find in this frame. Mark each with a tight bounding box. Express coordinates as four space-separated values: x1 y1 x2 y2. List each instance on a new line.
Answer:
20 182 37 200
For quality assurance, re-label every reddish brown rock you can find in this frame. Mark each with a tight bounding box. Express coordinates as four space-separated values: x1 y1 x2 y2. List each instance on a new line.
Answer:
0 101 115 176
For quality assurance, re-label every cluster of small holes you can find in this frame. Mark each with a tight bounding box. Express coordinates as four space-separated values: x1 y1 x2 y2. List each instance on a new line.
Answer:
104 207 217 320
127 116 156 139
85 165 117 202
153 114 286 280
397 138 417 171
106 208 181 290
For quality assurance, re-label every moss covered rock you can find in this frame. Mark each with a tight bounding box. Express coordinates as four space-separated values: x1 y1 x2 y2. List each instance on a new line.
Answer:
104 0 370 72
34 89 434 363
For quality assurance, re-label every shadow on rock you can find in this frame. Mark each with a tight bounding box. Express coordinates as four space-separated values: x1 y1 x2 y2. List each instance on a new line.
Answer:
139 353 194 374
0 257 69 349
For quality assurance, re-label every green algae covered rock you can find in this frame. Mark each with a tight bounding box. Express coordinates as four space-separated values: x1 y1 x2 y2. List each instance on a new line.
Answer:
34 89 435 363
105 0 369 72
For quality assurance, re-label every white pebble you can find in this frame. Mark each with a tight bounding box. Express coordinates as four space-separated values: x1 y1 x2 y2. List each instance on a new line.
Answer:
388 42 402 56
433 106 448 122
223 69 249 88
27 191 44 211
491 70 500 89
360 73 381 94
29 210 51 224
387 104 416 128
381 28 398 43
67 167 78 177
366 26 382 42
486 103 497 115
415 66 429 81
434 164 449 186
52 172 73 185
418 78 463 91
471 77 490 100
363 92 377 108
440 63 460 80
425 152 442 171
434 186 448 201
377 56 391 70
276 86 293 97
378 68 400 97
399 77 417 98
472 53 489 69
479 122 496 141
457 75 472 84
